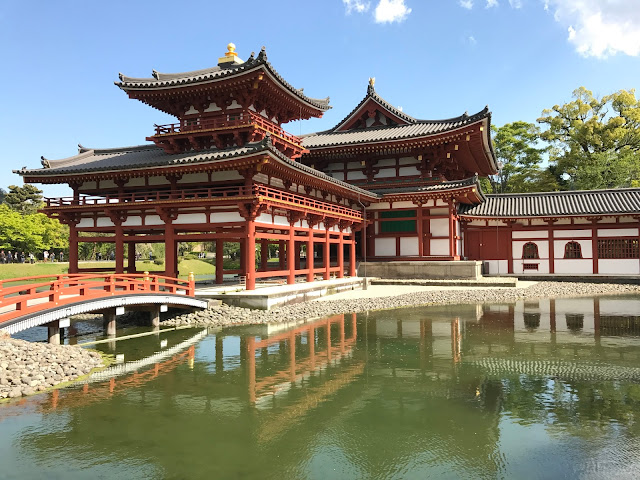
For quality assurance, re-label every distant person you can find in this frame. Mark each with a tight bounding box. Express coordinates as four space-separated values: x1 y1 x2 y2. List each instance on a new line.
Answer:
97 252 102 261
0 250 5 264
109 251 115 261
59 251 64 262
43 250 49 262
19 252 25 263
29 253 35 264
7 251 13 263
149 251 153 261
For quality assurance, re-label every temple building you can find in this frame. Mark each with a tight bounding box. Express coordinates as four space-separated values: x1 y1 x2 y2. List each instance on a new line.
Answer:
16 44 640 286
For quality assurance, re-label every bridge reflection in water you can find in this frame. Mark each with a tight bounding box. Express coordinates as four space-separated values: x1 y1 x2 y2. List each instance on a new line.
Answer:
2 295 640 478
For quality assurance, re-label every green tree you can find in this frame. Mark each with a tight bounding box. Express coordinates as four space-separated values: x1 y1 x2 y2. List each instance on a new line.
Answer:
489 122 554 193
538 87 640 190
0 204 67 253
3 184 44 215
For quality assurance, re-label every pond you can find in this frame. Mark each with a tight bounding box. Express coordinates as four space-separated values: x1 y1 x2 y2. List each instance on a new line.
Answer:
2 295 640 479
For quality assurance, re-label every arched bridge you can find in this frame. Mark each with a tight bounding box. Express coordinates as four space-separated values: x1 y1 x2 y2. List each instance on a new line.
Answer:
0 273 208 341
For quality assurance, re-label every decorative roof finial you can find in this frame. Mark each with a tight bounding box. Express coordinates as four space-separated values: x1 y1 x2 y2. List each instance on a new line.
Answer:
40 156 51 169
218 42 244 67
367 77 376 94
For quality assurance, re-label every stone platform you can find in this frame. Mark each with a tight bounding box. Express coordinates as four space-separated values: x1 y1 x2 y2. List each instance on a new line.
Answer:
195 277 365 310
370 277 517 288
359 261 483 280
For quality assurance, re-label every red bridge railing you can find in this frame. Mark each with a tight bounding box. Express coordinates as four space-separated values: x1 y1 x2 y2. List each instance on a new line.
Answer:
0 273 195 324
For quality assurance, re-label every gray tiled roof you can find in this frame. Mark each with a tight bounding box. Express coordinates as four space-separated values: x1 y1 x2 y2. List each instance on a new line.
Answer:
17 138 376 198
116 47 330 111
371 176 481 196
302 106 490 149
459 188 640 217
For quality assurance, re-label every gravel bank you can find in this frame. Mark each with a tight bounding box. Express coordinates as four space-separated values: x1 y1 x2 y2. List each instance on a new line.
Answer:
0 333 104 399
162 281 640 328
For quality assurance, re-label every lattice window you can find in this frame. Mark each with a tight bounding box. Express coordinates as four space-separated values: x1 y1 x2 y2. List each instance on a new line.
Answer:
564 241 583 259
522 242 539 259
597 239 640 259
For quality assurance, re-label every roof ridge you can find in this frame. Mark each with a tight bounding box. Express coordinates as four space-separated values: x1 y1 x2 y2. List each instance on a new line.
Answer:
487 187 640 197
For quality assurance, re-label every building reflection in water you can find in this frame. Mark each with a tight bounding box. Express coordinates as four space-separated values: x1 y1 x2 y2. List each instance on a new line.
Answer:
4 295 640 478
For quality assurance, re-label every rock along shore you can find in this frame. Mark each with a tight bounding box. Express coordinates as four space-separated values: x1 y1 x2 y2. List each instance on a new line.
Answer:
162 281 640 328
0 332 103 400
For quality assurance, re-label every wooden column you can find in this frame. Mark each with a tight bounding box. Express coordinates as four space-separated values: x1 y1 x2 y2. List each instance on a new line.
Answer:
295 243 301 271
127 242 136 273
448 201 455 258
337 229 344 278
215 239 224 284
68 224 79 274
349 232 356 277
507 220 514 274
547 220 555 274
260 239 268 272
164 223 176 278
590 218 599 274
287 225 295 284
417 204 424 257
307 225 315 282
245 220 256 290
115 223 124 274
324 228 331 280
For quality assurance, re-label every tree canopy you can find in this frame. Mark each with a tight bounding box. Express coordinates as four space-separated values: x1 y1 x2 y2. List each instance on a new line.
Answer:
4 184 44 215
0 204 68 254
538 87 640 190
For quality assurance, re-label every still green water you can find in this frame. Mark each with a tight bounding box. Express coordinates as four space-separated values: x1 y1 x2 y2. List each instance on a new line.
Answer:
2 296 640 479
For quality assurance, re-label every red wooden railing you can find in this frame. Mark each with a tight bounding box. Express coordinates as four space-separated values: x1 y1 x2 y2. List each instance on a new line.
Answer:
0 273 195 324
152 111 302 146
45 185 363 220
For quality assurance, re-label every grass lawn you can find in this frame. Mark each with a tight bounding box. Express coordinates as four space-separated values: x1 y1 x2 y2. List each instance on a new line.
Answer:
0 258 217 281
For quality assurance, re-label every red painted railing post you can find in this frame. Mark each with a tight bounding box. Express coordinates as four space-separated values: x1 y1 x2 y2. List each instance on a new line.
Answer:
188 272 195 296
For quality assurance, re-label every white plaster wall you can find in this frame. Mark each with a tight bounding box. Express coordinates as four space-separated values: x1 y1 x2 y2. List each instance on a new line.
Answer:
346 161 362 170
184 105 198 115
555 218 571 225
210 212 243 223
599 217 616 224
555 229 591 238
430 208 448 216
78 181 96 191
100 180 117 189
77 218 93 228
598 259 640 274
177 173 208 184
399 166 420 176
204 102 221 112
145 215 163 226
400 237 419 256
122 216 142 227
368 202 391 210
513 240 548 259
126 177 145 187
554 259 593 274
430 218 449 236
598 228 639 237
377 158 395 167
484 260 508 275
399 156 416 165
435 199 447 207
554 239 592 258
272 215 289 227
331 172 346 181
393 201 417 209
512 230 548 239
95 217 115 228
148 176 169 186
376 168 396 178
375 238 396 256
174 213 207 224
347 170 366 181
211 170 243 181
430 239 450 256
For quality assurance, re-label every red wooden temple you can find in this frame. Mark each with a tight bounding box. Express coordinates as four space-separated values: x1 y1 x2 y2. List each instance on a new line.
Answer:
17 43 640 285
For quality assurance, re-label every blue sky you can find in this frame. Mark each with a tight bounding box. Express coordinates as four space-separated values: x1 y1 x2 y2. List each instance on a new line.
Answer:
1 0 639 198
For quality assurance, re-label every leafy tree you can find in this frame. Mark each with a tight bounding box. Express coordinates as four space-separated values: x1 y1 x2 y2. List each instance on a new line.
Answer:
489 122 554 193
0 204 67 254
538 87 640 190
3 184 44 215
0 188 6 203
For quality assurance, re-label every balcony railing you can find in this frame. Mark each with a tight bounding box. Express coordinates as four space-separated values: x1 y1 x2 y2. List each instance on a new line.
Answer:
152 111 302 146
44 185 362 220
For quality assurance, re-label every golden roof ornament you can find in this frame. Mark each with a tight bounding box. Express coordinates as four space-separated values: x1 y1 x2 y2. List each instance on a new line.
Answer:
218 42 243 67
368 77 376 94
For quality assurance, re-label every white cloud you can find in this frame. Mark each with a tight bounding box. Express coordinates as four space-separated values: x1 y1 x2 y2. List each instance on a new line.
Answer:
468 35 478 45
374 0 412 23
343 0 370 14
486 0 499 7
508 0 522 8
546 0 640 57
460 0 474 9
